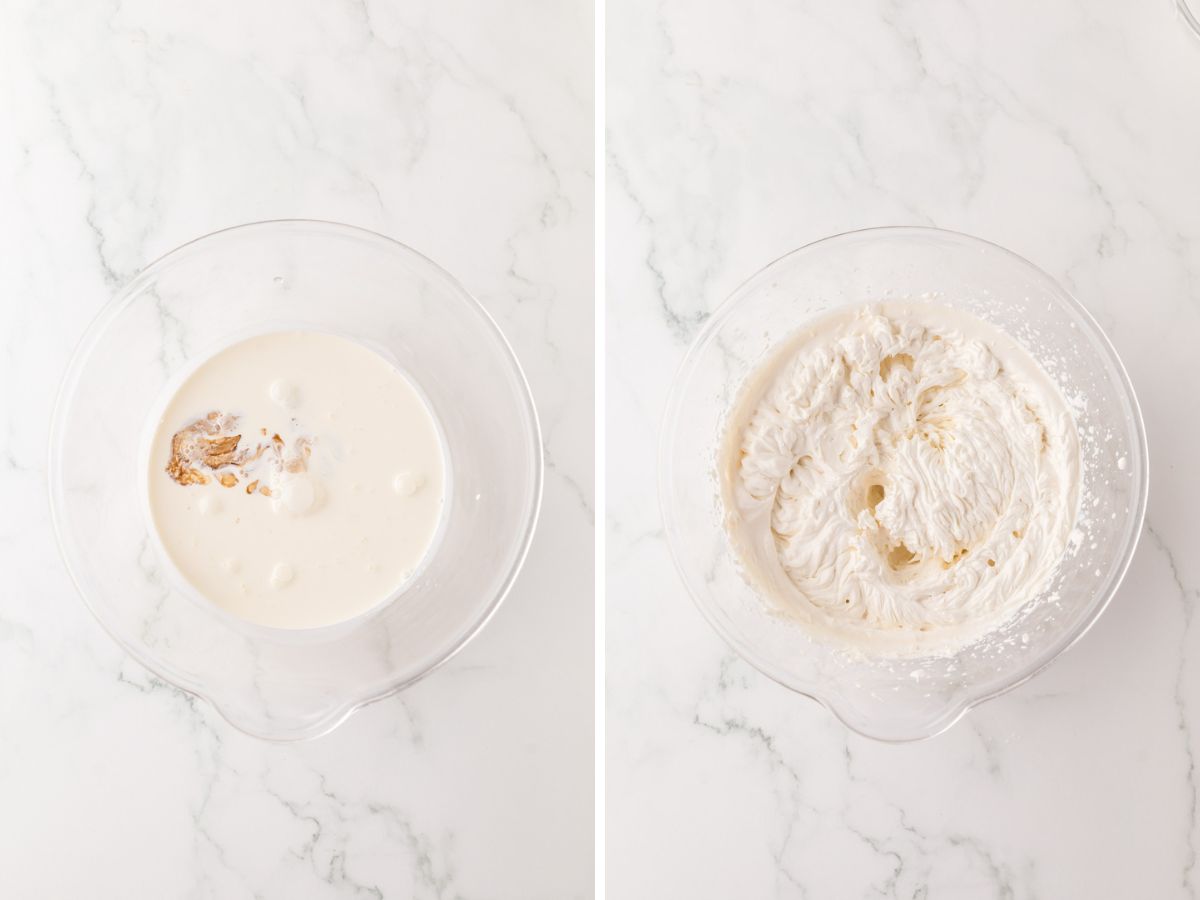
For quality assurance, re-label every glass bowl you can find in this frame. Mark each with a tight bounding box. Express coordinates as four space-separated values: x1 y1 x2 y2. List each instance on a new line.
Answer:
50 220 543 740
660 226 1147 742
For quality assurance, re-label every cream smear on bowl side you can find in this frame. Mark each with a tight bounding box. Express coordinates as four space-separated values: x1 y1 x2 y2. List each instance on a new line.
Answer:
146 331 446 630
719 303 1081 658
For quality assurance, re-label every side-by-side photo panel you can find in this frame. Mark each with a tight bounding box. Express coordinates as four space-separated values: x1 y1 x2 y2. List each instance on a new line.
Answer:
2 1 594 897
607 1 1193 897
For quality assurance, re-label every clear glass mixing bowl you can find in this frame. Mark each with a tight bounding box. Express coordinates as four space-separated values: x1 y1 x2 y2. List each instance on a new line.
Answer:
661 227 1148 742
50 220 543 740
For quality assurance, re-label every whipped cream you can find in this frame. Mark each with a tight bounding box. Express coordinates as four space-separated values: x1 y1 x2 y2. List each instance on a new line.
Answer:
721 304 1080 655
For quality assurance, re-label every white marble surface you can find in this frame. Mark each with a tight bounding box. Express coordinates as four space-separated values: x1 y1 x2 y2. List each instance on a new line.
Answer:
0 1 592 897
607 1 1200 897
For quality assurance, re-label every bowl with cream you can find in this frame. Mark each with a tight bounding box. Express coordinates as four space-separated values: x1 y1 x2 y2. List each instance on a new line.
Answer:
50 220 542 740
661 226 1147 741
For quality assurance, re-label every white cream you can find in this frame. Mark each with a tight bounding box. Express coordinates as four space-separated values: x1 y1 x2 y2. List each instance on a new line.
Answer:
721 304 1080 656
147 331 446 629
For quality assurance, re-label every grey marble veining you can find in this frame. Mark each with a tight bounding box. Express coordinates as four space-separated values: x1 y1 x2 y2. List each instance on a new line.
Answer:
0 0 593 896
607 0 1200 897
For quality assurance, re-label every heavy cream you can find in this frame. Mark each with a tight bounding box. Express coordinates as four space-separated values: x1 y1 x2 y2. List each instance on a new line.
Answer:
147 331 446 629
721 304 1080 656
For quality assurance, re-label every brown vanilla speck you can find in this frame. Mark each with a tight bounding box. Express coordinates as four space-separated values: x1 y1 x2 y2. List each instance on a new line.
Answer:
202 434 242 468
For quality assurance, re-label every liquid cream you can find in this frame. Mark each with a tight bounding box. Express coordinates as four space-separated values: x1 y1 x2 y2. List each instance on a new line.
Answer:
147 331 446 629
721 304 1080 656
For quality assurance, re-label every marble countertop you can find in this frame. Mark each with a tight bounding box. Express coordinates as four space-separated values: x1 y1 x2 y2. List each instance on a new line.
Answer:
0 0 593 897
607 0 1200 897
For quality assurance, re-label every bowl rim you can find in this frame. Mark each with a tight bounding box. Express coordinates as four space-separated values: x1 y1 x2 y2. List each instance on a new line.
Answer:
658 224 1149 742
48 218 545 741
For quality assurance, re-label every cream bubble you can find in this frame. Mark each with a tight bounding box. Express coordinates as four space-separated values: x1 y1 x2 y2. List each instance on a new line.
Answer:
277 475 316 516
268 378 301 410
269 562 295 590
393 471 426 497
